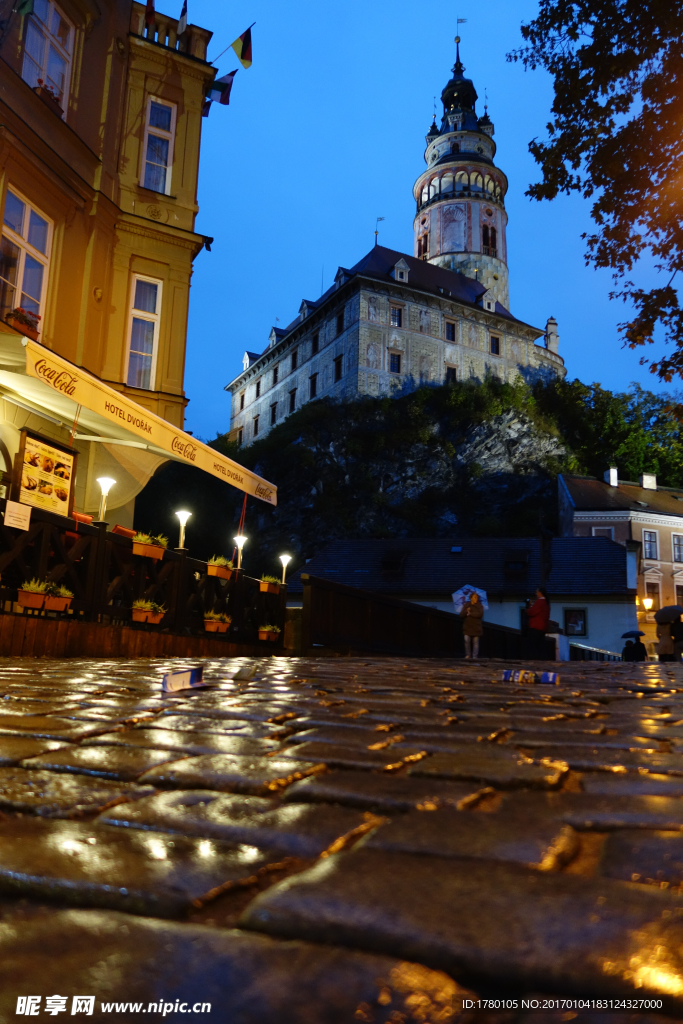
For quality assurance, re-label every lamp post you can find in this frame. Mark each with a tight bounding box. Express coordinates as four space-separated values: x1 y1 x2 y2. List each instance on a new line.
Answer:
279 554 291 584
233 534 246 570
175 510 191 549
96 477 116 522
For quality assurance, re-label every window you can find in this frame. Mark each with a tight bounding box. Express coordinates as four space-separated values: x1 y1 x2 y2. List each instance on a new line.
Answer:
126 276 161 390
311 332 319 355
289 388 296 413
390 307 402 328
445 321 456 342
445 366 457 385
451 143 459 153
334 355 343 382
389 352 401 374
677 584 683 606
336 311 344 336
239 392 245 411
482 224 498 256
646 581 660 611
255 379 261 398
417 234 429 258
237 428 243 445
490 335 500 355
291 348 298 371
253 414 259 437
0 188 50 321
270 403 277 426
141 97 176 195
643 530 658 560
309 373 318 399
592 526 614 540
564 609 587 637
397 269 405 280
22 0 73 112
272 364 279 386
674 535 683 563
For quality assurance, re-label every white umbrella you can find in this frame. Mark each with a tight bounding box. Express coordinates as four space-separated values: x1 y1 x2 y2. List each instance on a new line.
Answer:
451 585 488 613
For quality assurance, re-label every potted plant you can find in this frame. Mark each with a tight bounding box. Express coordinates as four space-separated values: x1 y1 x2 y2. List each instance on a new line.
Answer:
259 574 281 594
258 623 281 642
204 611 232 634
147 602 167 625
44 582 73 612
5 307 40 341
17 578 46 609
132 532 168 561
207 555 234 580
131 598 153 622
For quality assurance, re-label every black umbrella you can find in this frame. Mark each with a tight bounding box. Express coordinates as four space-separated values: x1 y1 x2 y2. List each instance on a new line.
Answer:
654 605 683 624
621 630 645 638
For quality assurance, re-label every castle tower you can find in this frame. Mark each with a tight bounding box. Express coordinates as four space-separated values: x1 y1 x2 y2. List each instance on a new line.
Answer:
413 40 509 308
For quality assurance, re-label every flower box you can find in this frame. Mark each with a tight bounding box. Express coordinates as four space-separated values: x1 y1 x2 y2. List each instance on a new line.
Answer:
147 611 165 624
44 595 71 612
204 619 230 633
112 525 136 538
207 564 232 581
34 84 63 117
131 608 150 623
5 315 38 341
259 582 280 594
132 542 165 561
18 591 44 609
258 629 280 642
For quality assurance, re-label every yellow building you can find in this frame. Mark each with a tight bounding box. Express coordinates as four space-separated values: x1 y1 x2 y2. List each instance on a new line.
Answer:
0 0 240 524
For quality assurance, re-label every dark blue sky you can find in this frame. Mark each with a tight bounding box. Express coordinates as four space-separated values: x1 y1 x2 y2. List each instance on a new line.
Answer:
169 0 674 440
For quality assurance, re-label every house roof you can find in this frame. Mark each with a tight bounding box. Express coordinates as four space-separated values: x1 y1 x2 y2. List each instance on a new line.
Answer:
561 474 683 518
287 536 631 598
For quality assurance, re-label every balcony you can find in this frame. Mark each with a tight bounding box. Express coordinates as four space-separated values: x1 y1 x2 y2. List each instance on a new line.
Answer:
483 246 498 257
130 2 212 62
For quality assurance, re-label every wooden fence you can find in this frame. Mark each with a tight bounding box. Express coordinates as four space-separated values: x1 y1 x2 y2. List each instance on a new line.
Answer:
300 574 556 659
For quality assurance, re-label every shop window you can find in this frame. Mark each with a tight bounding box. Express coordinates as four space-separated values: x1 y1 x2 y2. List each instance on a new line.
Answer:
334 355 343 382
0 188 51 322
643 530 658 560
445 321 456 341
564 609 587 637
490 335 500 355
22 0 73 112
389 352 401 374
645 581 660 611
141 97 176 195
289 388 296 413
311 332 319 355
390 307 402 328
309 373 317 399
445 366 457 385
270 403 277 426
126 275 161 390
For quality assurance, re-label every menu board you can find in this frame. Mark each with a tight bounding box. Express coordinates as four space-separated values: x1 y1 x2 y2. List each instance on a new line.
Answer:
13 430 77 518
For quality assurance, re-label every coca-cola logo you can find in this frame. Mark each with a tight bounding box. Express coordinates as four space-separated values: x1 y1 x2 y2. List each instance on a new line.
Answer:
172 435 197 461
33 358 77 397
255 483 274 501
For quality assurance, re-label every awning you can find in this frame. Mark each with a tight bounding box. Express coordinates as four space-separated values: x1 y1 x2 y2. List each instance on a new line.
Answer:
0 331 276 505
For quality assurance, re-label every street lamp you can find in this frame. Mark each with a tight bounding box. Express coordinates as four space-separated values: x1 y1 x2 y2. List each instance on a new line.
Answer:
643 597 654 611
279 554 291 584
96 477 116 522
233 534 246 570
175 510 191 549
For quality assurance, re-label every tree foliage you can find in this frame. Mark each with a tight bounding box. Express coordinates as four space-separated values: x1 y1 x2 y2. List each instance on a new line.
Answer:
509 2 683 386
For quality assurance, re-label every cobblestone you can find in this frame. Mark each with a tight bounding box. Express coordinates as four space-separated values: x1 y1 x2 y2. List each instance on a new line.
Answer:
0 656 682 1019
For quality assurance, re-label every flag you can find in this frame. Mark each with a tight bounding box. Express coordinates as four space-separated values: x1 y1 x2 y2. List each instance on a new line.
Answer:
178 0 187 35
145 0 154 26
206 69 238 106
202 99 211 117
12 0 34 13
230 23 253 68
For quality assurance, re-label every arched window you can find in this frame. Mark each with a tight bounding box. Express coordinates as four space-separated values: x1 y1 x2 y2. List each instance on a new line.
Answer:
483 224 497 257
482 224 490 249
486 176 495 194
472 173 483 191
429 178 439 199
441 174 454 194
455 171 468 192
451 142 459 153
421 184 429 204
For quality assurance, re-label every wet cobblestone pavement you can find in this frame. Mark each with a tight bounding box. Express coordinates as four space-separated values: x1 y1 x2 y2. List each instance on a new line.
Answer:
1 657 683 1021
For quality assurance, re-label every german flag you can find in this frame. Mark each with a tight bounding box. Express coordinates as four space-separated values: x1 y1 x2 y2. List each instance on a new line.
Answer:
230 23 254 68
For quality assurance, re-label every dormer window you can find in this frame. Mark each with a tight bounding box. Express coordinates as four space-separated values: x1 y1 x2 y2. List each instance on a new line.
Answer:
391 259 410 283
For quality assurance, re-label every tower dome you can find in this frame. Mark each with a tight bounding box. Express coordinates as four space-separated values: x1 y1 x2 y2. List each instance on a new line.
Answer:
412 39 510 308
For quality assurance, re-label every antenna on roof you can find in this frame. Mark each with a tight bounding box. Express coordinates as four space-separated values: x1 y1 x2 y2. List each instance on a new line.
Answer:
375 216 385 247
484 87 489 113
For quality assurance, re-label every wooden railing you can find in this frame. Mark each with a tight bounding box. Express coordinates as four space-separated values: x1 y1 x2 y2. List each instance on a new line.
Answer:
0 502 286 647
300 574 556 659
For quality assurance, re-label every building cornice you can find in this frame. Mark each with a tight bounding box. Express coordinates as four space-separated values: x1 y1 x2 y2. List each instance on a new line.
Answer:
574 510 683 529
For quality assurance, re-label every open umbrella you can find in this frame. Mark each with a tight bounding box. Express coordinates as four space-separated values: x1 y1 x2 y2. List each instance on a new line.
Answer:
621 630 645 638
451 586 488 613
654 605 683 625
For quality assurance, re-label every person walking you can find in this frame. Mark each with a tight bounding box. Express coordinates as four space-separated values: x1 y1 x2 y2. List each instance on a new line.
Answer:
631 637 648 662
656 620 675 663
671 615 683 662
525 587 550 659
460 592 484 659
621 640 635 662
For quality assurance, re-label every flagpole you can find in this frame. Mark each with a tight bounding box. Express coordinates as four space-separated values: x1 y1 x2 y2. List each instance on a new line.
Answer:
209 22 255 65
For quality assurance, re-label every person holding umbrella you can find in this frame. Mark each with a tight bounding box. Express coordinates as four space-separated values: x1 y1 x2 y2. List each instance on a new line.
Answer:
654 605 683 662
621 630 647 662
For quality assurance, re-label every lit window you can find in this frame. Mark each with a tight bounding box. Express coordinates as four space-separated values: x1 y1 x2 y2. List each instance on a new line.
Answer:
445 321 455 341
389 353 401 374
22 0 73 112
645 581 660 610
674 535 683 563
334 355 343 382
289 388 296 413
390 307 402 328
0 188 51 322
126 276 161 390
490 335 500 355
141 98 176 195
445 366 457 385
643 530 658 560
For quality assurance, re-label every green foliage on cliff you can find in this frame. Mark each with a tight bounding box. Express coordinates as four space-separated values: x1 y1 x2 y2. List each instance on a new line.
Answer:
134 376 683 577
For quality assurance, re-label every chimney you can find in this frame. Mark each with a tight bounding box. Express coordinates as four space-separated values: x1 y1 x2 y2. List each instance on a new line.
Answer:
640 473 657 490
545 317 559 354
604 467 618 487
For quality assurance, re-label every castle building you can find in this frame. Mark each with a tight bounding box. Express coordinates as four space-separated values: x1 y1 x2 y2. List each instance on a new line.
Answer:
226 41 565 446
